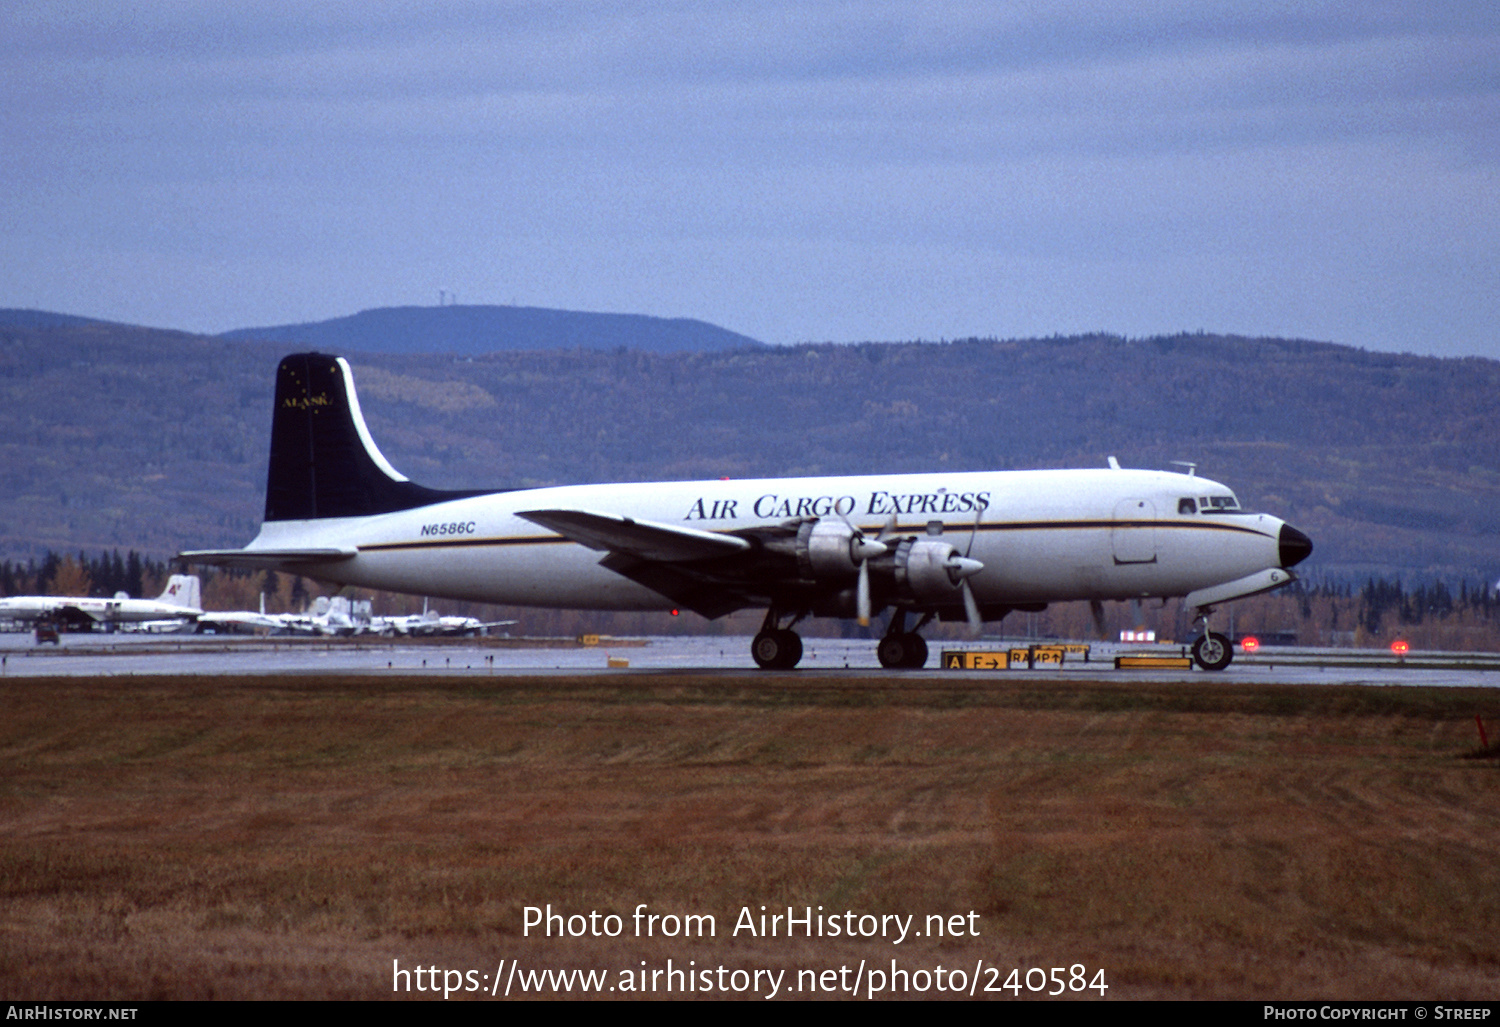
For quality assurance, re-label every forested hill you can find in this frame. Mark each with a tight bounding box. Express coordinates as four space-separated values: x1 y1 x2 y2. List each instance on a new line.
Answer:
218 304 763 354
0 309 116 331
1 316 1498 584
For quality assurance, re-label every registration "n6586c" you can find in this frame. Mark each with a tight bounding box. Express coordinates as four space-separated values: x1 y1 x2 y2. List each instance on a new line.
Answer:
420 521 477 537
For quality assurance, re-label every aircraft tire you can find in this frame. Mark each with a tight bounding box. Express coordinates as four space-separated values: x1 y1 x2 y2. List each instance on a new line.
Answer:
752 629 802 670
1192 631 1234 671
877 632 927 669
905 633 928 668
779 630 803 668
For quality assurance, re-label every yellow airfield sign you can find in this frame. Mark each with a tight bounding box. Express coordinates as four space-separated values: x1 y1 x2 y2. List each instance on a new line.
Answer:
942 644 1088 670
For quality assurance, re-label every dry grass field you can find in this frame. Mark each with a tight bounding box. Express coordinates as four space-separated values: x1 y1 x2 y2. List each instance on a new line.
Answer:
1 671 1497 1000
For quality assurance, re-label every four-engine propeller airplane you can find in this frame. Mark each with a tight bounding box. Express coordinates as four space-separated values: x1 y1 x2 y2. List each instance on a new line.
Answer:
180 353 1312 671
0 574 202 631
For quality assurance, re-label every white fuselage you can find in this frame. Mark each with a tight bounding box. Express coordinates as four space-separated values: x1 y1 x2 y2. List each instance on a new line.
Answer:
238 467 1290 613
0 595 200 624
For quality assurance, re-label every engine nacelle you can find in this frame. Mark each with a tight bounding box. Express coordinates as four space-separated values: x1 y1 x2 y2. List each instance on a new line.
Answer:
796 518 866 579
893 538 975 603
791 520 980 612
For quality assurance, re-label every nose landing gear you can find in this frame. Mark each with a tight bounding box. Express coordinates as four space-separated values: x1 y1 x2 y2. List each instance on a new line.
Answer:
1190 630 1234 671
1188 605 1234 671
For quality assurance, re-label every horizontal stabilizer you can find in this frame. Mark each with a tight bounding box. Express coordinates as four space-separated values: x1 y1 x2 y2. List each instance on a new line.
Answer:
179 547 358 570
517 509 751 563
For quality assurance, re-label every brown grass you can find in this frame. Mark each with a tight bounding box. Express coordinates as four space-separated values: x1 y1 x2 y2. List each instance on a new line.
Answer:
1 672 1497 1000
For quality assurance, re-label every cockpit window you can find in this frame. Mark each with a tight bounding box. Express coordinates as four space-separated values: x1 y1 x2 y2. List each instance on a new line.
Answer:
1198 494 1241 512
1178 497 1197 514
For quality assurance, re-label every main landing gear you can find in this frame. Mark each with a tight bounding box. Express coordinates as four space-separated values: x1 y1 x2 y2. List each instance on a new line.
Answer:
876 632 927 669
751 627 803 670
752 607 805 669
876 609 929 669
750 608 932 670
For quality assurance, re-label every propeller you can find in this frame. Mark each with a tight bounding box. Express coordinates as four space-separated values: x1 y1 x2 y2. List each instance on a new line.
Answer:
1090 599 1107 639
944 553 984 636
858 560 871 626
958 503 986 636
960 575 982 635
840 513 891 627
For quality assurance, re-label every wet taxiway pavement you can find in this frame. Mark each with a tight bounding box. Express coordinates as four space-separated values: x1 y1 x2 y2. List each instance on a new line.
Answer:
2 632 1498 687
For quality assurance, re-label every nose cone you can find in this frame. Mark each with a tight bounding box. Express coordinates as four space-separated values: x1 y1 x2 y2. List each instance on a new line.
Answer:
948 556 984 581
1279 524 1313 568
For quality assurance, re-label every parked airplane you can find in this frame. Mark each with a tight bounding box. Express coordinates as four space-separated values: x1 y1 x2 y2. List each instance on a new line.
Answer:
180 354 1312 670
194 591 513 637
371 609 518 637
296 594 364 636
195 594 365 636
0 575 202 631
192 592 286 635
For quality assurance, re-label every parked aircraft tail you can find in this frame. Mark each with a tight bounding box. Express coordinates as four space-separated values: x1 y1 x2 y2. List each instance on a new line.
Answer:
265 353 490 522
157 574 201 610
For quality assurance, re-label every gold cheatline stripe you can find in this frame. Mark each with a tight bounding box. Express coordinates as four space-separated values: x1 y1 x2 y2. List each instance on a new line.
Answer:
361 535 565 553
358 519 1271 554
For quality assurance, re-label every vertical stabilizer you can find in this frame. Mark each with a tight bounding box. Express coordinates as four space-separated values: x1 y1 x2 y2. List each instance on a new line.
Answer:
159 574 202 610
264 353 488 521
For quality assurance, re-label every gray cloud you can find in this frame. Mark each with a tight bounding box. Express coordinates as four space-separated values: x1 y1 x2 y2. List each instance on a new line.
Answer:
1 2 1497 355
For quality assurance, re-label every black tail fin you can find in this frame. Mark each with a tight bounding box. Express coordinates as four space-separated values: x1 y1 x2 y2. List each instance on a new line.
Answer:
265 353 486 521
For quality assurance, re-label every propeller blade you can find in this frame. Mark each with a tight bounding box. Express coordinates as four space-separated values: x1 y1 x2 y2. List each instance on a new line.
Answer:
965 503 982 558
1090 600 1106 639
857 559 871 626
961 579 982 636
832 512 884 627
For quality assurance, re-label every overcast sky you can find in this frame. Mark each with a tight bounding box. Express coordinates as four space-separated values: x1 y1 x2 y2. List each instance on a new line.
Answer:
3 2 1497 356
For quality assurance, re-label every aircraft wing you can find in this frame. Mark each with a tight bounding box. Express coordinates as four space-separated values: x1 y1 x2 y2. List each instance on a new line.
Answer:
178 547 358 569
53 603 105 626
517 508 784 619
195 611 285 633
516 509 752 562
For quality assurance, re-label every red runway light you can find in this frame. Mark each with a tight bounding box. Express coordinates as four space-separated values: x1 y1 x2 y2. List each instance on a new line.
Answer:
1391 639 1410 655
1240 636 1260 653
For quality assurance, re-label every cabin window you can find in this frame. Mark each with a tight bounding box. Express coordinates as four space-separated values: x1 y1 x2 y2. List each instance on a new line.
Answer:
1178 498 1197 514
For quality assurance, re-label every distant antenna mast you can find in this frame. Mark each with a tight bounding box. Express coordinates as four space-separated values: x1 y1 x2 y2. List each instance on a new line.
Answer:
439 289 447 307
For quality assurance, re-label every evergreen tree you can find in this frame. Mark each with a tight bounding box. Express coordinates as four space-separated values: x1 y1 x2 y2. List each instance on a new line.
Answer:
125 551 144 598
